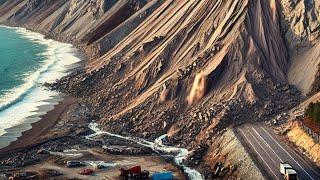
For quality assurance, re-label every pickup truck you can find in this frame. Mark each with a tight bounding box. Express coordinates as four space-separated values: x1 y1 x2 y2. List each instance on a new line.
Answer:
280 163 298 180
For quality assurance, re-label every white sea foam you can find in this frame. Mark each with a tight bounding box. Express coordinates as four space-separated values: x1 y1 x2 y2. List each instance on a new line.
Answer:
0 26 79 110
0 26 81 148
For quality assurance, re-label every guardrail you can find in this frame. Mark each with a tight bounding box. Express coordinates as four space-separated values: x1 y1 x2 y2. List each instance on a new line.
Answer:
298 121 320 144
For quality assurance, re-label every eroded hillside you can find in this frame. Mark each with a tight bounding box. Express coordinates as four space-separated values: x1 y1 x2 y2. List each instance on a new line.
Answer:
282 0 320 95
0 0 319 178
0 0 153 56
53 0 301 145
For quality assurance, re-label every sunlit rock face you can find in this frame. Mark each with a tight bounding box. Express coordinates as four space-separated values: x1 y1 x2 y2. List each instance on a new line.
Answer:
0 0 310 142
280 0 320 95
281 0 320 50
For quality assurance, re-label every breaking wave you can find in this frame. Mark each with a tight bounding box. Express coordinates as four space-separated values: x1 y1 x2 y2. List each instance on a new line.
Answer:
0 26 81 147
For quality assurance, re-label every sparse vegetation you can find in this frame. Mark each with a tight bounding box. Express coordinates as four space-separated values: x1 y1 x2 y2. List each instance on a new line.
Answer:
305 101 320 124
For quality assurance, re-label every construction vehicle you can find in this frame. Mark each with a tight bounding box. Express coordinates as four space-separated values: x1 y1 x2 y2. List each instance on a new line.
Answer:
280 163 298 180
120 166 150 179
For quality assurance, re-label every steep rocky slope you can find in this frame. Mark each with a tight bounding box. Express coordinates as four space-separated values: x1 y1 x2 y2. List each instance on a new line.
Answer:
55 0 300 144
0 0 319 178
281 0 320 95
0 0 152 56
199 128 265 179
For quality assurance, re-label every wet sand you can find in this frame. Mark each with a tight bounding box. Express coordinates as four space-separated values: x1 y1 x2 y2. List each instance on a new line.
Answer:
0 96 77 154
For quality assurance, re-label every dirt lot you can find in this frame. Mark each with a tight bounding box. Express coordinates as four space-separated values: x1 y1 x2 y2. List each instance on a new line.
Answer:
1 148 185 179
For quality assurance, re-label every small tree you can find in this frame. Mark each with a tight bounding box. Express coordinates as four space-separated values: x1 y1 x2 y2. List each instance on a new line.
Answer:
305 101 320 124
305 102 315 119
314 102 320 123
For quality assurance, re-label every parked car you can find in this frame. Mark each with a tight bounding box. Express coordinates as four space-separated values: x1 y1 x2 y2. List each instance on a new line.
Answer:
79 168 94 175
152 171 174 180
66 160 83 168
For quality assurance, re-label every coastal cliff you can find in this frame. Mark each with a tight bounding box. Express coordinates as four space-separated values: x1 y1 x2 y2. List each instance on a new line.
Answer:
0 0 319 178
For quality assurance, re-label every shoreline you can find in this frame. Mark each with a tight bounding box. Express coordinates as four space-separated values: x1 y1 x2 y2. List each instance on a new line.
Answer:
0 96 77 154
0 25 84 155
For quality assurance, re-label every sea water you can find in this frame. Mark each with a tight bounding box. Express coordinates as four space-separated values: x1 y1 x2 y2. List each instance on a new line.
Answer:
0 26 81 148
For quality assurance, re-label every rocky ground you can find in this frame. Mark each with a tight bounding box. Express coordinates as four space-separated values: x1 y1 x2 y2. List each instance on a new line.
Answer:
267 91 320 168
0 141 183 179
0 107 184 179
0 0 319 179
260 91 320 170
184 128 265 179
0 114 264 179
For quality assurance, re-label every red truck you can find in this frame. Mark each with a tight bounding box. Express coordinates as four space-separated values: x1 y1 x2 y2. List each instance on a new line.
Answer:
120 166 149 180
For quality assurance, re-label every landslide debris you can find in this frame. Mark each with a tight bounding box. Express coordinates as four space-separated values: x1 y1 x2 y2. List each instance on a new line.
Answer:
53 0 301 144
1 0 319 178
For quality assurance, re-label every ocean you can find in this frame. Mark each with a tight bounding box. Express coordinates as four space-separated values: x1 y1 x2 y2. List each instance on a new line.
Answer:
0 26 81 148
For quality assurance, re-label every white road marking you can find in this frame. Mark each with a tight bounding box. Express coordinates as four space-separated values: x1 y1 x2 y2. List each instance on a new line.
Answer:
238 128 280 180
251 125 283 162
287 144 320 177
246 126 280 169
261 126 320 177
261 126 315 180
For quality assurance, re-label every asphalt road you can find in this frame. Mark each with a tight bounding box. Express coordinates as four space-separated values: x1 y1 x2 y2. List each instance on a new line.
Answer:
237 123 320 180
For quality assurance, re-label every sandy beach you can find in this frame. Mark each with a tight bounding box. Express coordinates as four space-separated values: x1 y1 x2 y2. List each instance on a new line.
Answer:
0 96 77 155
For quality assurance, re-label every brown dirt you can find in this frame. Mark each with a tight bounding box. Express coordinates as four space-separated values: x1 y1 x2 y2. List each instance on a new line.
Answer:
12 149 185 180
